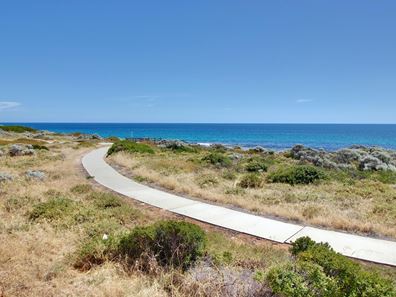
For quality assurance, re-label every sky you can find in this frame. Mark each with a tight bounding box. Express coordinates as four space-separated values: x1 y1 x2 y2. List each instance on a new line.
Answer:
0 1 395 123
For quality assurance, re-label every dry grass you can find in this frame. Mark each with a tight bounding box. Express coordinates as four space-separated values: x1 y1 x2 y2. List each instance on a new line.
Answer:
1 138 395 296
0 140 291 296
109 150 396 239
0 142 168 296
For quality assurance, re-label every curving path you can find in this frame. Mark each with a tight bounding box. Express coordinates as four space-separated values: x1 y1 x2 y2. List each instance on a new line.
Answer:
82 146 396 266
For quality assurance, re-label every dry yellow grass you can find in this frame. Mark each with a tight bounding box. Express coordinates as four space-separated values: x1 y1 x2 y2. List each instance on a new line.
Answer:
0 142 170 297
0 139 292 296
1 137 395 296
109 150 396 239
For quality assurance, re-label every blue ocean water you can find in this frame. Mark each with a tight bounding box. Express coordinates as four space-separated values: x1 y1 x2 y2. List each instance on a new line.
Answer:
3 123 396 151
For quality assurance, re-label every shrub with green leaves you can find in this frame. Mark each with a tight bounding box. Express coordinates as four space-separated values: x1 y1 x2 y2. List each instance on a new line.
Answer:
0 125 37 133
267 237 396 297
267 261 338 297
74 236 117 271
32 144 49 150
165 143 198 153
268 165 326 185
29 197 75 222
117 220 206 270
238 173 262 188
107 140 155 156
118 225 155 265
202 152 232 167
290 236 317 256
92 192 123 209
245 158 268 172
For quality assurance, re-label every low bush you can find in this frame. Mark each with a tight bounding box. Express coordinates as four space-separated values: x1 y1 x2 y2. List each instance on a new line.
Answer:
107 140 155 156
29 197 75 222
267 237 396 297
154 220 206 269
165 143 198 153
74 236 117 271
0 125 37 133
238 173 262 188
290 236 320 256
116 220 206 270
32 144 49 150
268 165 326 185
245 158 268 172
92 192 123 209
202 152 231 167
118 225 155 268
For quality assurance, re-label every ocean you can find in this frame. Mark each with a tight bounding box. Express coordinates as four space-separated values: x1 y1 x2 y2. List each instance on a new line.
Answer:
3 123 396 151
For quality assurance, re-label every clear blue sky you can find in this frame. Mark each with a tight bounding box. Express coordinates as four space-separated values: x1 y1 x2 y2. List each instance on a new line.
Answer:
1 1 395 123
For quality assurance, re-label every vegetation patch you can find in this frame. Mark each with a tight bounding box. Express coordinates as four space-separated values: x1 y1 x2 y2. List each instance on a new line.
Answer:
73 236 117 271
107 140 155 156
29 197 75 222
0 138 47 146
118 220 206 270
0 125 37 133
196 174 219 188
238 173 262 188
267 237 396 297
245 157 269 172
70 184 93 194
268 165 326 185
202 152 231 167
32 144 49 150
76 220 207 272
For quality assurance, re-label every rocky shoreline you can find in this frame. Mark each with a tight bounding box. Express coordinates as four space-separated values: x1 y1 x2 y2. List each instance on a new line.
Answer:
1 126 396 173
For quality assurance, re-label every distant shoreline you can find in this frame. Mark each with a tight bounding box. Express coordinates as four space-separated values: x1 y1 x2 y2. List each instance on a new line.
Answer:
2 122 396 151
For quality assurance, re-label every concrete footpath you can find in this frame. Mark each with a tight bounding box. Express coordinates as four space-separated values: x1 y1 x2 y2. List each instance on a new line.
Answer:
82 146 396 266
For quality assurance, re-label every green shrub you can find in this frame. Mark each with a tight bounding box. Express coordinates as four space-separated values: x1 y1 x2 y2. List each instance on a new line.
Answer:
298 244 395 296
0 125 37 133
202 152 231 167
107 140 155 156
238 173 262 188
116 220 206 270
32 144 49 150
153 220 206 269
92 192 123 209
290 236 317 256
245 158 268 172
29 197 75 221
371 170 396 184
268 237 396 297
165 143 198 153
118 226 155 268
268 165 326 185
74 236 117 271
267 261 339 297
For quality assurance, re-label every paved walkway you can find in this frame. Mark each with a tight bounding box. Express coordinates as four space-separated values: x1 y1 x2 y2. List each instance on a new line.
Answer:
82 146 396 266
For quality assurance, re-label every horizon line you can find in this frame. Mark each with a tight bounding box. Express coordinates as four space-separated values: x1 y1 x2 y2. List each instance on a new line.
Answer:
2 122 396 125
